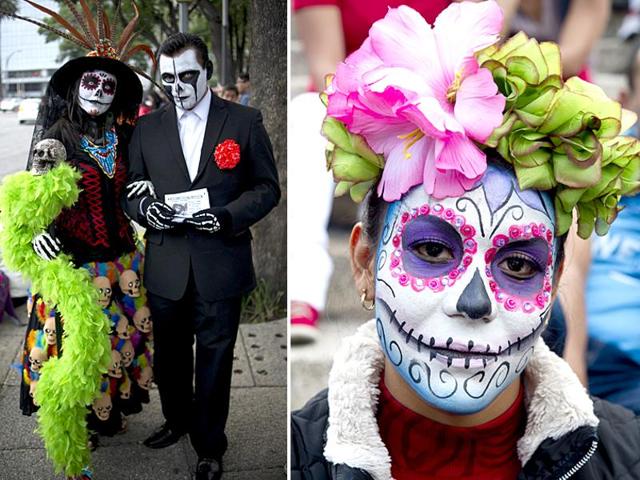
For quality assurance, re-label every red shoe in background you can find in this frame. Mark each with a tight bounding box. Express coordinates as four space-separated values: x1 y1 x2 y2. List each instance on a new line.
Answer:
290 301 319 345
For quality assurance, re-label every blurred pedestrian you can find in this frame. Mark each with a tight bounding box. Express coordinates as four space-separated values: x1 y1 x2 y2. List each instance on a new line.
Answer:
236 72 251 105
222 85 239 102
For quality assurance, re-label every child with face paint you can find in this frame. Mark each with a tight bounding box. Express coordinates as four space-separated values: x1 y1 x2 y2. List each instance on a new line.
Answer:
291 3 640 479
1 3 156 479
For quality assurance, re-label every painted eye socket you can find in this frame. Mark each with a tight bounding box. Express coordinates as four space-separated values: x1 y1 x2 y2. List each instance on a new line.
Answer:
497 253 540 280
161 73 175 83
102 80 116 95
410 240 454 264
81 74 100 90
179 71 199 82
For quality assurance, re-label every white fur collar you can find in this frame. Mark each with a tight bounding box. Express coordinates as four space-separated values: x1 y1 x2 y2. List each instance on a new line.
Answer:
323 319 599 480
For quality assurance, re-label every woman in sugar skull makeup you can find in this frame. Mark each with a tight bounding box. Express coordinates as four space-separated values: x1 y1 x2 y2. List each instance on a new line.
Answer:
0 2 155 478
291 3 640 479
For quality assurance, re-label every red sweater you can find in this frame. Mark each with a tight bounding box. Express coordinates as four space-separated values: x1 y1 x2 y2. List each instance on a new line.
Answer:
377 377 525 480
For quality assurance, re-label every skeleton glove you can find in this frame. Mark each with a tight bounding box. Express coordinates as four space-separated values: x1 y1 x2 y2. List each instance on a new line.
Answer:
185 209 222 233
143 200 176 231
126 180 156 199
32 232 62 261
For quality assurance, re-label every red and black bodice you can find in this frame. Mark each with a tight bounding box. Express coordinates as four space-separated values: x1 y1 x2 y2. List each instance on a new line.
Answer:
54 127 135 265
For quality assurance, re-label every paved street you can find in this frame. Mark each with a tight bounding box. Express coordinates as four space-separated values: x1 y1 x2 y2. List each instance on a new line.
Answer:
0 112 35 176
0 112 287 478
0 310 287 479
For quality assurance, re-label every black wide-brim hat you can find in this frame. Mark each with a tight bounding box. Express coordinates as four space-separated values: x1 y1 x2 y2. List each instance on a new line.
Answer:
50 56 143 111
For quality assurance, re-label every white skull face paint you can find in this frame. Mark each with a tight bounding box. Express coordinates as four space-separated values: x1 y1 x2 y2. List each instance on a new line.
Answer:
159 48 208 110
78 69 117 117
375 164 556 414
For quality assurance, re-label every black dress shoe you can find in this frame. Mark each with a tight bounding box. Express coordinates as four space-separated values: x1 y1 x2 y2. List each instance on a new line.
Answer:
143 422 185 449
193 458 222 480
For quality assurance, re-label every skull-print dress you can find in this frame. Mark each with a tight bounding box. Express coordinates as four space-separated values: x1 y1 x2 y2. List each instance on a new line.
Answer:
20 125 153 437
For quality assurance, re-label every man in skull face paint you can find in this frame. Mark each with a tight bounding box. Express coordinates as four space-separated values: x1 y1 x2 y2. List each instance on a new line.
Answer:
123 33 280 480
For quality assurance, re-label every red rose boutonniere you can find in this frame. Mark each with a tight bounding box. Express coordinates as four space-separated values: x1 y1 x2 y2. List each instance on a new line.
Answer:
214 139 241 170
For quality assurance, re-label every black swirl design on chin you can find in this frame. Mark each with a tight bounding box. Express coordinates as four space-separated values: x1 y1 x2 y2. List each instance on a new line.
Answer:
408 359 458 399
376 318 402 366
462 361 510 399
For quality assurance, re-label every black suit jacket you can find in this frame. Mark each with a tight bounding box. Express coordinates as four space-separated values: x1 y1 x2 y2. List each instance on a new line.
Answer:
123 94 280 301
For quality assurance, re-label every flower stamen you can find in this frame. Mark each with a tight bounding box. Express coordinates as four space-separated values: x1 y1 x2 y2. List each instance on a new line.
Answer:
446 71 463 104
398 128 425 159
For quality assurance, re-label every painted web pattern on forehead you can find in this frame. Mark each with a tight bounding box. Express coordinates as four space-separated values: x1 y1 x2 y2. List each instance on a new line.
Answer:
472 163 554 223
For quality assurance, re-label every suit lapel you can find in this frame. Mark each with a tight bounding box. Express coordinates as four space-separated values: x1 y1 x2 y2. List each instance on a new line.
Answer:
161 106 191 183
192 94 229 186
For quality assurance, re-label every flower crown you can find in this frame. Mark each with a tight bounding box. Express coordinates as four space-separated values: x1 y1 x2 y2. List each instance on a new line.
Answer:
322 2 640 238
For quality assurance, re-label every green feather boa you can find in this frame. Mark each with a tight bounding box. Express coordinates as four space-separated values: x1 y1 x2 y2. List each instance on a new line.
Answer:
0 163 111 476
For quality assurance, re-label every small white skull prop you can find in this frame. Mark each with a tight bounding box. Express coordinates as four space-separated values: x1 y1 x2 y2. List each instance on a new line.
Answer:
133 306 152 333
119 269 140 297
31 138 67 176
78 69 117 117
29 346 48 373
92 392 112 421
108 349 123 378
138 366 153 390
93 276 113 307
115 316 131 340
120 340 135 367
44 316 57 346
29 379 39 405
120 378 131 400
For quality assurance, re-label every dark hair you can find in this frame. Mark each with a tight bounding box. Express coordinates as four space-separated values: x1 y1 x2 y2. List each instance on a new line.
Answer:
238 72 250 82
224 84 239 95
158 33 210 68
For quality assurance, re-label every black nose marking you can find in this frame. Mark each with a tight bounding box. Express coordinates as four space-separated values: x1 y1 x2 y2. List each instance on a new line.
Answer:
456 269 492 321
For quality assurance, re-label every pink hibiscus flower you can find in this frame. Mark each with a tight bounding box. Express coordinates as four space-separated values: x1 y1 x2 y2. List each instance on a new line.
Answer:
326 2 506 200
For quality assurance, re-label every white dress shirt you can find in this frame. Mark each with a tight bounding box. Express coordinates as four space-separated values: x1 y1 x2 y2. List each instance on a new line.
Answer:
176 89 212 182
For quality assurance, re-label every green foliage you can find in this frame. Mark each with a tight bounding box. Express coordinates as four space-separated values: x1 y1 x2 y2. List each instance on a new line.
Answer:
240 278 285 324
0 0 17 15
0 164 111 476
479 32 640 238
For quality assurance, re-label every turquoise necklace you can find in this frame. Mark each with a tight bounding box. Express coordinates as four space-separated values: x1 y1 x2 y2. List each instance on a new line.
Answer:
80 128 118 178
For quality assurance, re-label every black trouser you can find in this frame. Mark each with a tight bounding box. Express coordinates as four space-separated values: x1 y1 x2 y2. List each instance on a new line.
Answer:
148 268 241 459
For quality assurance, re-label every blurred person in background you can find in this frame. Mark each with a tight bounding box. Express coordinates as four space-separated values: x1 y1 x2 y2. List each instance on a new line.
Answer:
222 85 240 102
236 73 251 105
498 0 610 80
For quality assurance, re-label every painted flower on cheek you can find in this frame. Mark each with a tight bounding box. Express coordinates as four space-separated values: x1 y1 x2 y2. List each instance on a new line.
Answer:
326 2 506 201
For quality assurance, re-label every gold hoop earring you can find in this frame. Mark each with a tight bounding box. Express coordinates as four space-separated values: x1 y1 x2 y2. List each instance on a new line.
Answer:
360 289 375 311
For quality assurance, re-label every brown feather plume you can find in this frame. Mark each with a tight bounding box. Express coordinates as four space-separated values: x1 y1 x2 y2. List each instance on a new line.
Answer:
79 0 99 42
122 44 157 69
23 0 92 47
60 0 94 45
0 11 92 50
116 0 139 54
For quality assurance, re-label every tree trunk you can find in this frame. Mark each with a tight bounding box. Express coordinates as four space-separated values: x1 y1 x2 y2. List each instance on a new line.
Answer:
249 0 287 305
197 0 234 85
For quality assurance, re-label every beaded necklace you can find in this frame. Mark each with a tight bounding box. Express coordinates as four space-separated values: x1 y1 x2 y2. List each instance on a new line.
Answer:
80 128 118 178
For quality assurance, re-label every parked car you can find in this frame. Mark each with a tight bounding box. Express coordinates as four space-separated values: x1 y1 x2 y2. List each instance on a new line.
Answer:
0 97 22 112
17 98 41 124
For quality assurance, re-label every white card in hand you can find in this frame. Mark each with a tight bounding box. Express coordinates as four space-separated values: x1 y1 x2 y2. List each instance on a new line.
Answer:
165 188 210 219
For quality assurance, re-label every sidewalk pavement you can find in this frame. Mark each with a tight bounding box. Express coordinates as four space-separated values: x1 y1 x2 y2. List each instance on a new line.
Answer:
0 308 286 479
